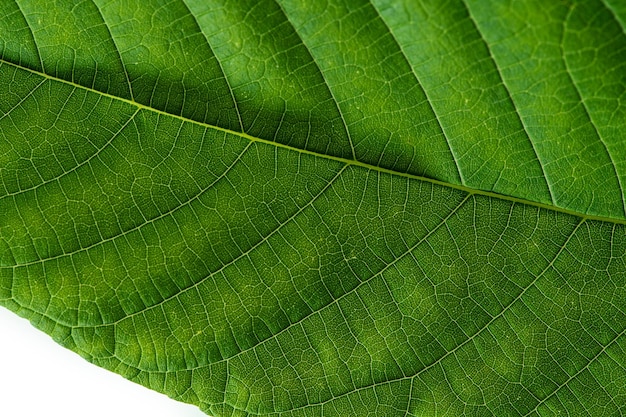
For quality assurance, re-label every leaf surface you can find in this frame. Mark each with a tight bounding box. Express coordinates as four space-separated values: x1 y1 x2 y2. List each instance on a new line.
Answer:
1 1 626 416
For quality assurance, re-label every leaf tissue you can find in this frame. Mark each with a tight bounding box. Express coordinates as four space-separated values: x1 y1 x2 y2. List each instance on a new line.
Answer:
1 0 626 416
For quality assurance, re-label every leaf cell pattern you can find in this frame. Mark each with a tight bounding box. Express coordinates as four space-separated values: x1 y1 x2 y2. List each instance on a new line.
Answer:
1 1 626 416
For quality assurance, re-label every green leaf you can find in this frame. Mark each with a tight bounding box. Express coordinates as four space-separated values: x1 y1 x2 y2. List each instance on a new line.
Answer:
1 0 626 416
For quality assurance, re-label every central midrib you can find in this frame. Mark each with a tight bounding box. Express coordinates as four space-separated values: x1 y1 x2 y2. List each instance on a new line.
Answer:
2 58 625 226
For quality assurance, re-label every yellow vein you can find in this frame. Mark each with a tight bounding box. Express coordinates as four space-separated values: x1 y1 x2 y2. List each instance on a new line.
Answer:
2 58 625 226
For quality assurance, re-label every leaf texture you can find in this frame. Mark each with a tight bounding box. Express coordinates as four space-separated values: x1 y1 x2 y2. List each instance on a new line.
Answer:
1 1 626 416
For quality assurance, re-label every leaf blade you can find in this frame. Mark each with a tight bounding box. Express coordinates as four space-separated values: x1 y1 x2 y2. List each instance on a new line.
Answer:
1 1 626 416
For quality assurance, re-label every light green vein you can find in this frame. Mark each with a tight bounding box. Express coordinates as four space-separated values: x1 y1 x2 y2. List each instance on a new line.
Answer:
2 58 625 230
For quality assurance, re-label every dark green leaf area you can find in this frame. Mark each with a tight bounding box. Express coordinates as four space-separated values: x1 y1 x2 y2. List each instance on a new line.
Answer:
2 1 626 416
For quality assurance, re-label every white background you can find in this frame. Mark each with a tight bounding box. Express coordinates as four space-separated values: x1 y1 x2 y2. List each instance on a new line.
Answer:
0 306 207 417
